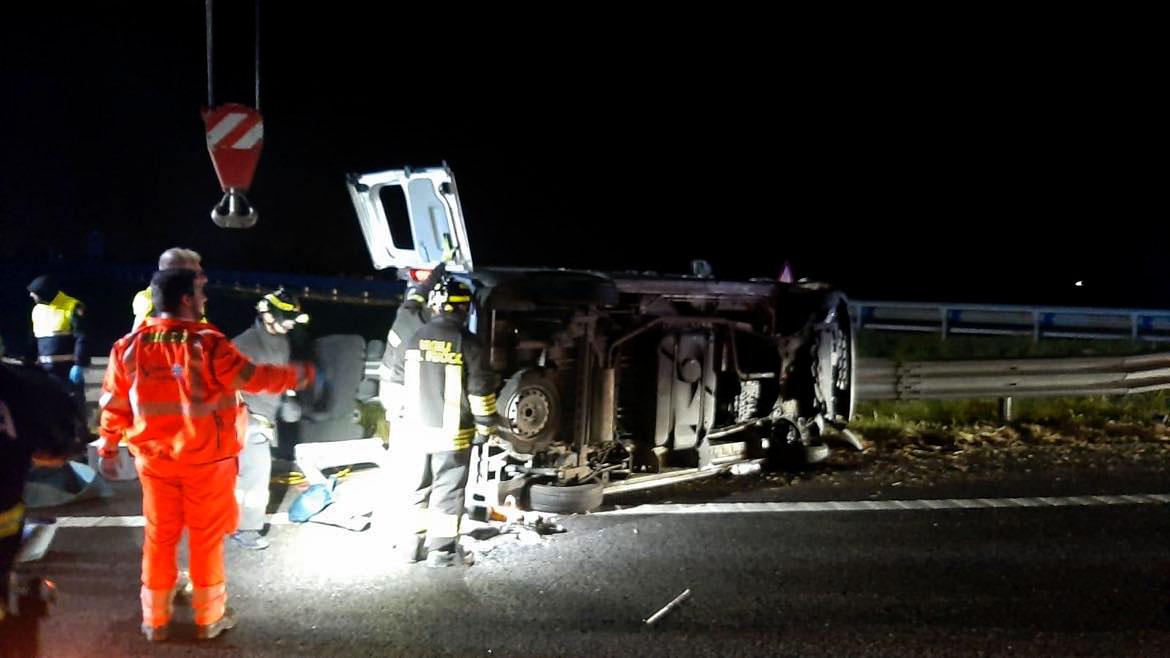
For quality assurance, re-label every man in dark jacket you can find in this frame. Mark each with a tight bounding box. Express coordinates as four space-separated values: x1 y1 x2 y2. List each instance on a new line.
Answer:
388 278 498 567
26 275 88 403
1 362 82 638
378 261 448 420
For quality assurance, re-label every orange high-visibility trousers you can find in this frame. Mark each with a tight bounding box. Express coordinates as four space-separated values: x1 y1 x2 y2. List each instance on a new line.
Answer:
136 456 238 627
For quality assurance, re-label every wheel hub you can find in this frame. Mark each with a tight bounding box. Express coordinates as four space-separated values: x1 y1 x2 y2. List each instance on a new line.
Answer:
507 388 551 437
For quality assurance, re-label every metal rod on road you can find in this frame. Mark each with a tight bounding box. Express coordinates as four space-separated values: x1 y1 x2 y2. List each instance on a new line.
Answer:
645 588 692 626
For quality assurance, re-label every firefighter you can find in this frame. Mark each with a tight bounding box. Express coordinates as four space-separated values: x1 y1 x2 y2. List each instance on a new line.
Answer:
98 269 315 641
0 362 81 651
131 247 207 331
26 275 88 406
378 259 449 421
387 278 498 567
230 289 310 550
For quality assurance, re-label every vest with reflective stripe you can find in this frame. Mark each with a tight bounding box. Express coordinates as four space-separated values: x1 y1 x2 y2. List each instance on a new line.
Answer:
131 287 153 331
32 291 80 365
32 291 78 337
0 502 24 539
400 316 497 452
98 317 306 465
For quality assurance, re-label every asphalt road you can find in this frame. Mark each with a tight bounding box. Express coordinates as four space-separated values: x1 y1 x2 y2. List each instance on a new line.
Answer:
7 463 1170 657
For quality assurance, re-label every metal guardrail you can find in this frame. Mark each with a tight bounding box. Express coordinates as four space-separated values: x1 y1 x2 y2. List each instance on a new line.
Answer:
857 353 1170 401
850 300 1170 342
4 262 406 305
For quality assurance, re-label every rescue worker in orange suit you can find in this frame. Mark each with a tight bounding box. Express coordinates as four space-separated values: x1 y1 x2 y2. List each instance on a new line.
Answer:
0 361 82 654
26 275 89 407
128 248 206 592
387 278 498 567
230 289 310 550
98 269 315 641
131 247 207 332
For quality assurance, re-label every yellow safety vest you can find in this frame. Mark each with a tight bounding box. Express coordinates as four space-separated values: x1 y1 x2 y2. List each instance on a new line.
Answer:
132 286 207 330
31 292 79 338
131 287 153 330
0 502 23 539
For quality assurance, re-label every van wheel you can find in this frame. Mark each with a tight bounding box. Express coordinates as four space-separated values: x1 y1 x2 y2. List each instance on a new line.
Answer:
499 369 560 454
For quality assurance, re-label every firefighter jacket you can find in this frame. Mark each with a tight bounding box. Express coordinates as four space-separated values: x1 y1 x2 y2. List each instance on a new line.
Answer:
98 317 314 465
390 314 498 452
0 364 79 537
30 291 88 369
232 318 291 422
379 262 448 384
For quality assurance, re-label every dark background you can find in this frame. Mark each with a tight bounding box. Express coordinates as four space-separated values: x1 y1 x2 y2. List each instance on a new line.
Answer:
1 4 1163 354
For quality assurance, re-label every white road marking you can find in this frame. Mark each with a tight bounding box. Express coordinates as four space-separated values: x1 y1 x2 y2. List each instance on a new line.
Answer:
55 512 292 528
597 493 1170 516
51 494 1170 527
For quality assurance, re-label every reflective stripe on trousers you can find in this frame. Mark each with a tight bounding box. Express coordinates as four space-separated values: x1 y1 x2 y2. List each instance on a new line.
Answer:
385 446 470 553
137 456 237 626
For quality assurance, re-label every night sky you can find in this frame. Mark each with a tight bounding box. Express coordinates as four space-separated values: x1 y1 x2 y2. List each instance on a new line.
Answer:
1 4 1162 309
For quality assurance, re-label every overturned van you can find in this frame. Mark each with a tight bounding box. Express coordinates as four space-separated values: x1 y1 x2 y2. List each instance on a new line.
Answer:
347 165 855 514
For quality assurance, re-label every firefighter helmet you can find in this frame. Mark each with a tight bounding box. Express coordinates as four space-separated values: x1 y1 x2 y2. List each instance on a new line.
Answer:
256 288 310 325
432 279 473 314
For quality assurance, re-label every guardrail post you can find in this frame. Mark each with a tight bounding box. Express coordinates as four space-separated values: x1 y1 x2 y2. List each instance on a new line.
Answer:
1032 311 1040 343
999 396 1014 422
941 308 949 340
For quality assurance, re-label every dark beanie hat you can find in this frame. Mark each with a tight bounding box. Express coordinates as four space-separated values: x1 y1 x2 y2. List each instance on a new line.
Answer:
27 275 59 300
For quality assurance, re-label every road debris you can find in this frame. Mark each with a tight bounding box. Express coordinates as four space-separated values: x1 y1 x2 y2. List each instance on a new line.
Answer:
729 462 762 476
644 588 691 626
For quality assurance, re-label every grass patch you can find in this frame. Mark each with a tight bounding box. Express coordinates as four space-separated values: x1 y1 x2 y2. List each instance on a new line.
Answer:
856 392 1170 428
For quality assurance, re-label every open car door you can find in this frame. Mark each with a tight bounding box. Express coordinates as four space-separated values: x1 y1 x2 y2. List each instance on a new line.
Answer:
346 164 474 272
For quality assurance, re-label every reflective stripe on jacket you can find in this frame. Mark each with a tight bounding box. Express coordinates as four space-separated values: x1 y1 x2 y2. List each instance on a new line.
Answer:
98 317 312 464
0 502 23 539
392 315 497 452
32 291 87 366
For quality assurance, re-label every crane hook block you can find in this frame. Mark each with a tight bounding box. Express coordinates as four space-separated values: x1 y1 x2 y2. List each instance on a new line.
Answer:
203 103 263 229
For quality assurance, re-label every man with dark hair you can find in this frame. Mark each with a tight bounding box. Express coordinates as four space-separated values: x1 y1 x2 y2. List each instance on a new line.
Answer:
26 275 88 402
99 268 316 642
131 247 206 331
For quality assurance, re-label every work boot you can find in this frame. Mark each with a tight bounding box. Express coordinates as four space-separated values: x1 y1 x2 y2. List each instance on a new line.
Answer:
425 550 458 568
426 546 474 568
140 622 169 642
392 535 425 564
229 530 270 551
195 607 237 640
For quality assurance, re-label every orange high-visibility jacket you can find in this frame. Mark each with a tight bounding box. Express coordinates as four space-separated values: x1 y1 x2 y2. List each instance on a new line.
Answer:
99 317 314 464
